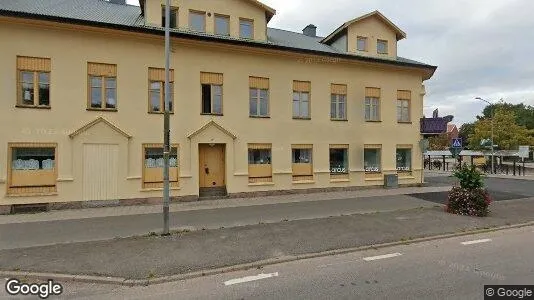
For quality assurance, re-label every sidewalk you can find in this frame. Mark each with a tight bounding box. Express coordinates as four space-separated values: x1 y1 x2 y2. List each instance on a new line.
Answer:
1 197 533 282
0 186 451 250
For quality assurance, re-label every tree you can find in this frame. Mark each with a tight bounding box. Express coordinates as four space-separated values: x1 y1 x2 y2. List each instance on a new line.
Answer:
480 102 534 130
459 123 475 148
468 107 534 150
428 134 450 150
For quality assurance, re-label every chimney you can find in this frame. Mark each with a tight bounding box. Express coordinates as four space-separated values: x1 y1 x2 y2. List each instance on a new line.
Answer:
303 24 317 37
109 0 127 5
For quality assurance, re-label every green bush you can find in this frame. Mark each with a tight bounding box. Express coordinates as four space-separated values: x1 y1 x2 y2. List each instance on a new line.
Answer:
452 164 484 189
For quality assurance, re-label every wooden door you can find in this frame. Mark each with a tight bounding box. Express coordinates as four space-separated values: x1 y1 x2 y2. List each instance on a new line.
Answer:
83 144 119 201
199 144 225 188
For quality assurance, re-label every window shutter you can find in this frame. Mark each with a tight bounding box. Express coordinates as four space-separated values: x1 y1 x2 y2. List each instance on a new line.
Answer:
330 144 349 149
365 87 380 98
331 84 347 95
364 144 382 149
248 143 271 150
397 90 411 100
249 77 269 89
292 144 313 149
149 68 175 82
88 63 117 77
17 56 51 72
293 81 311 92
200 72 223 85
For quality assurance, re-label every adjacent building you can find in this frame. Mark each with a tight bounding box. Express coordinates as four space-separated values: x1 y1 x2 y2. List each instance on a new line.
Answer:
0 0 436 212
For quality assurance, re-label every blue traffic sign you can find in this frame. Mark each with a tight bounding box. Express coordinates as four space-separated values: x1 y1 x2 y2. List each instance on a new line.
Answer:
452 138 462 148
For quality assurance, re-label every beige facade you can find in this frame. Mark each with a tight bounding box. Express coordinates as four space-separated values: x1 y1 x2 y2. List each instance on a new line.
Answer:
0 0 436 209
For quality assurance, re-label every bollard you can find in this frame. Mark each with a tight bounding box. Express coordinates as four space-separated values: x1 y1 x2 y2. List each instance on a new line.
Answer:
506 165 509 175
513 161 516 176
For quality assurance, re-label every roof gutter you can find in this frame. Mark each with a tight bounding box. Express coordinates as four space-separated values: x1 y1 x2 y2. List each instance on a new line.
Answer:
0 10 437 79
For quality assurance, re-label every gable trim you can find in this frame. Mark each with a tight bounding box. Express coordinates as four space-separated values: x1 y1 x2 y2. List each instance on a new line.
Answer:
69 116 132 139
187 120 237 140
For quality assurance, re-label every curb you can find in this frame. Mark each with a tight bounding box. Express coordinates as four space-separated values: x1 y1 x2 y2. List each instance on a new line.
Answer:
2 220 534 287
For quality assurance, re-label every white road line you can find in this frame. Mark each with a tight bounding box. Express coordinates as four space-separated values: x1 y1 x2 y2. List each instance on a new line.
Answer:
363 253 402 261
224 272 279 286
461 238 492 245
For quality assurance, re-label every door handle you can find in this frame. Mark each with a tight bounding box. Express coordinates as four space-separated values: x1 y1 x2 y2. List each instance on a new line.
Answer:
205 167 209 174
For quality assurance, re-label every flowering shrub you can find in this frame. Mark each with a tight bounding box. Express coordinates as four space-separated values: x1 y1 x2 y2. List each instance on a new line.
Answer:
446 164 491 217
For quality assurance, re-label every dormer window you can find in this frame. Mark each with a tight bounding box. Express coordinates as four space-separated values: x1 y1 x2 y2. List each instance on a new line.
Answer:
377 39 388 54
357 36 368 51
189 10 206 32
215 14 230 36
239 18 254 39
161 7 178 28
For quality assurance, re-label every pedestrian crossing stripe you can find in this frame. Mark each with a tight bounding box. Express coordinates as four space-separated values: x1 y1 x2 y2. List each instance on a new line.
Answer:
452 139 462 148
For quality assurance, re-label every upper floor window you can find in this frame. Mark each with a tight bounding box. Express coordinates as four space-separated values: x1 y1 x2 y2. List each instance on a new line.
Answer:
239 18 254 39
249 77 269 117
365 87 381 121
16 56 51 108
161 6 178 28
88 63 117 110
377 39 388 54
189 10 206 32
397 90 411 122
148 67 174 113
215 14 230 36
357 36 368 51
200 72 223 115
293 81 311 119
331 84 347 120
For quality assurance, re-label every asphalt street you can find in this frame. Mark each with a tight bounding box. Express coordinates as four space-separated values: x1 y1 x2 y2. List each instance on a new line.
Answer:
4 225 532 300
424 176 534 197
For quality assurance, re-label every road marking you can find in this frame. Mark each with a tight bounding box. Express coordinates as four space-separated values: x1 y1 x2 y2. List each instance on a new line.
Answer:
461 239 492 245
224 272 279 286
363 253 402 261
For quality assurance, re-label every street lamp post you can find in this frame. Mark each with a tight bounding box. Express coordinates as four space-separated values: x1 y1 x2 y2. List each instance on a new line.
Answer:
475 97 494 174
162 0 171 236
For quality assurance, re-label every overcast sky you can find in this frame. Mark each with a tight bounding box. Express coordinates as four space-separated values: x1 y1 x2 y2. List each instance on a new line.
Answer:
127 0 534 125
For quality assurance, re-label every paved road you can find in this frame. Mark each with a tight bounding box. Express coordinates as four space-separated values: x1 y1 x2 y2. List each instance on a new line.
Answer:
0 195 436 250
4 226 531 299
425 176 534 197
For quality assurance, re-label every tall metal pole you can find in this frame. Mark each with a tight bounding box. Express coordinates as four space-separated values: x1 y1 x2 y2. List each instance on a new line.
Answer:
162 0 171 236
475 97 495 174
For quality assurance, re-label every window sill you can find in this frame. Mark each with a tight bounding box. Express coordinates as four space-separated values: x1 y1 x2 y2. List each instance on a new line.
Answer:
141 187 181 192
201 113 223 116
365 120 382 123
15 105 51 110
397 121 413 124
293 117 311 120
330 179 350 183
86 108 118 112
248 182 274 186
398 176 415 180
292 180 315 184
331 119 348 122
364 178 384 182
6 192 58 197
250 115 270 119
148 111 175 115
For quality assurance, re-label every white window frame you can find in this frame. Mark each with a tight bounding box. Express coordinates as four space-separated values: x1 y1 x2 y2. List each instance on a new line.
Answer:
365 97 380 121
331 94 347 120
249 88 269 117
293 91 310 119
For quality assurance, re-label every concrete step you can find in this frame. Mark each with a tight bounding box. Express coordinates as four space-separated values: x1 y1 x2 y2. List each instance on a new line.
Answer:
199 187 227 199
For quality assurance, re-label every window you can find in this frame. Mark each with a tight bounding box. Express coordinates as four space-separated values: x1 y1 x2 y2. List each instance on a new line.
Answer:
396 147 412 172
88 63 117 110
8 143 57 195
215 14 230 36
365 87 381 121
17 56 51 108
189 10 206 32
292 145 313 181
248 144 272 183
357 36 367 51
397 90 411 122
331 84 347 120
239 18 254 39
377 39 388 54
293 81 311 119
200 72 223 115
330 145 349 179
364 146 382 173
249 77 269 117
161 6 178 28
148 68 174 113
142 144 179 189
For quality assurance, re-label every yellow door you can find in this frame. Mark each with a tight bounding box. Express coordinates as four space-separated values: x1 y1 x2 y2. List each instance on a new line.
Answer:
199 144 225 188
83 144 119 201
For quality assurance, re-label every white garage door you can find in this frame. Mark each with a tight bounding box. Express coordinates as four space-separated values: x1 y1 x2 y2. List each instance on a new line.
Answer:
83 144 119 201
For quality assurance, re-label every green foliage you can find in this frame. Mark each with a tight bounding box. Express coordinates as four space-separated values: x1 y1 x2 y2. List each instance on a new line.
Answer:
481 102 534 130
458 123 475 148
468 107 534 150
453 164 484 189
446 187 491 217
428 134 449 150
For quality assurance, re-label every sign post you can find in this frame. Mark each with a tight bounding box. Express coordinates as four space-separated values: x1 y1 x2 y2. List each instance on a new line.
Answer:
419 139 429 185
519 146 529 177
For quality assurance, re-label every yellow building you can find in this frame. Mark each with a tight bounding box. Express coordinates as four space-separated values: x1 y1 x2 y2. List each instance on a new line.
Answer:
0 0 436 212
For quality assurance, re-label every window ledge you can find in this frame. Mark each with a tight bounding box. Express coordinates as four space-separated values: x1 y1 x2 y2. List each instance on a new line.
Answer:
6 192 58 197
399 176 416 180
365 120 382 123
148 111 175 115
141 187 181 192
293 117 311 120
248 182 275 186
201 113 223 116
15 105 51 110
57 178 74 182
364 178 384 182
86 108 118 112
331 119 348 122
397 121 413 124
330 179 350 183
292 180 315 184
250 115 270 119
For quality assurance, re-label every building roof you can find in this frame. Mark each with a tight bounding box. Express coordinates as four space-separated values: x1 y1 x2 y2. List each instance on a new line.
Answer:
447 124 458 133
321 10 407 44
0 0 436 77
